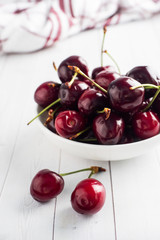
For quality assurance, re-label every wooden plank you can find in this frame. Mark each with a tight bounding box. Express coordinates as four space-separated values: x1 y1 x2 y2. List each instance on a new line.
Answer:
54 152 116 240
110 150 160 240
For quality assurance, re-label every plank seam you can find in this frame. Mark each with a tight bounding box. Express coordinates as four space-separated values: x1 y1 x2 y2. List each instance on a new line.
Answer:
109 161 117 240
52 149 62 240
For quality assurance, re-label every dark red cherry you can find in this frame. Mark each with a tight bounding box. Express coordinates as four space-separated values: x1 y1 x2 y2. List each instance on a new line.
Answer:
126 66 160 97
91 65 116 79
93 112 125 144
152 94 160 115
59 80 90 108
118 129 134 144
108 76 144 113
78 89 108 116
71 178 106 215
55 110 86 138
30 169 64 202
58 56 89 83
95 70 120 90
34 81 60 108
132 111 160 139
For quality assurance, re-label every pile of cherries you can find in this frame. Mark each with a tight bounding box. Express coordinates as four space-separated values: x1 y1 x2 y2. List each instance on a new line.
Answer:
28 27 160 144
30 166 106 215
29 27 160 215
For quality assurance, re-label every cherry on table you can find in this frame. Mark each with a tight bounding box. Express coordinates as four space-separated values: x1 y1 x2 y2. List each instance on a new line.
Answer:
34 81 60 108
132 111 160 139
30 169 64 202
71 178 106 215
58 55 89 83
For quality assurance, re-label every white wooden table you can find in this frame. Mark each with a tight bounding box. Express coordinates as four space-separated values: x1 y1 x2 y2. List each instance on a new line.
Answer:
0 15 160 240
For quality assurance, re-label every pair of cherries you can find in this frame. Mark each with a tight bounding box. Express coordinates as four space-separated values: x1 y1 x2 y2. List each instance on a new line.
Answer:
30 166 106 215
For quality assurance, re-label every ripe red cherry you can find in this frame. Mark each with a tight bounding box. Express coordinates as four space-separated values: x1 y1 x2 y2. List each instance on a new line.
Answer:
132 111 160 139
93 112 125 144
30 169 64 202
95 70 120 90
55 110 86 138
34 81 60 108
126 66 159 97
78 89 108 116
58 55 89 83
108 76 144 113
71 178 106 215
59 80 90 108
91 65 116 79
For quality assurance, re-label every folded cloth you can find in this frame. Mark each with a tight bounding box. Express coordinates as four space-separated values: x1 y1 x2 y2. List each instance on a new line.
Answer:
0 0 160 53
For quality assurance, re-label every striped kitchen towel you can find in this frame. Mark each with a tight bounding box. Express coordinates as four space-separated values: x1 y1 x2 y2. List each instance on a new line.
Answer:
0 0 160 53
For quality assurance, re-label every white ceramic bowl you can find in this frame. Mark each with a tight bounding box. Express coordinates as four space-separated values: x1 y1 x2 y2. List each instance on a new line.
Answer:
37 106 160 161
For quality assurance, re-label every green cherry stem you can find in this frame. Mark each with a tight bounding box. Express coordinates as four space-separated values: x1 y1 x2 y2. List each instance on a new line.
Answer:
130 83 159 90
101 26 107 67
69 126 91 140
44 105 61 126
97 107 111 120
60 166 106 177
142 87 160 112
65 72 78 88
27 98 61 125
103 50 121 74
68 65 108 94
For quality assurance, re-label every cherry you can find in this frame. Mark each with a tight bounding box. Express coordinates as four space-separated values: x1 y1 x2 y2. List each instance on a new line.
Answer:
152 93 160 115
78 89 108 116
71 178 106 215
95 70 120 90
58 56 89 83
132 111 160 139
118 128 134 144
108 76 144 113
91 66 116 79
93 112 125 144
55 110 86 138
34 81 60 108
59 80 90 108
126 66 160 97
30 169 64 202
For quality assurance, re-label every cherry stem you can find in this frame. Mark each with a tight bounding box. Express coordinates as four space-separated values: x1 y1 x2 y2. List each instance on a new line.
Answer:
88 166 106 178
142 88 160 112
101 26 107 67
130 83 159 90
44 105 61 126
69 126 91 140
65 72 78 88
78 138 97 142
60 166 106 177
103 50 121 74
53 62 57 71
97 107 111 120
68 65 108 94
27 98 61 125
